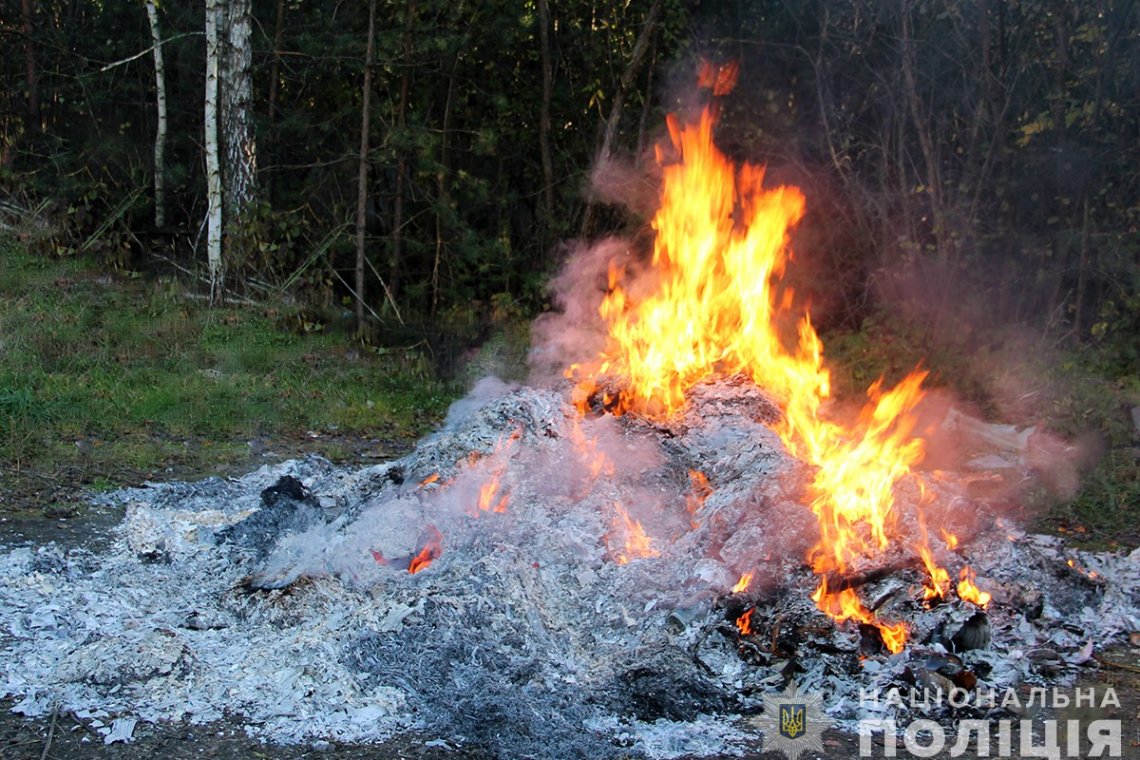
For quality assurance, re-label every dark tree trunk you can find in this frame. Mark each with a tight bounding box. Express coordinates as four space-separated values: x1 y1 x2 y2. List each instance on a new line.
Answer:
388 0 417 300
21 0 40 133
355 0 377 334
433 51 459 317
264 0 286 200
537 0 555 255
580 0 664 239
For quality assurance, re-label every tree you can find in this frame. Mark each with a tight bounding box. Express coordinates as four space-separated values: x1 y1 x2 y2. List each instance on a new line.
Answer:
144 0 168 228
205 0 223 296
354 0 377 334
20 0 39 134
220 0 255 222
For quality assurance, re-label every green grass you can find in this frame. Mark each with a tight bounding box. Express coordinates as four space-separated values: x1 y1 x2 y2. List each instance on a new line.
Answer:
0 237 459 506
1033 449 1140 549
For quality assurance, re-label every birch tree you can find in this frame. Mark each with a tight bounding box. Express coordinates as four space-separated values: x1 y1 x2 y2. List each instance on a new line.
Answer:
144 0 167 228
204 0 223 296
220 0 256 222
203 0 255 299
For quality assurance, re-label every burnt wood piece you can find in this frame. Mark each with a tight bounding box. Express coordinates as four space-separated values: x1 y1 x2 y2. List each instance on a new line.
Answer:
825 557 920 593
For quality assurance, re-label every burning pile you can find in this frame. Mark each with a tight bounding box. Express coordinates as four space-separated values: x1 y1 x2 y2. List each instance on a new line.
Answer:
0 62 1137 760
567 61 983 653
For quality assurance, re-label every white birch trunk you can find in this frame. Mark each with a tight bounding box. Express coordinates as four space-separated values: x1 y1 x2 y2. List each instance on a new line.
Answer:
204 0 224 297
145 0 167 228
221 0 256 222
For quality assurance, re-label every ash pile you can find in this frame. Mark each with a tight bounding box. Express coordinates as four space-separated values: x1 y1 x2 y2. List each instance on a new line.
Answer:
1 378 1138 759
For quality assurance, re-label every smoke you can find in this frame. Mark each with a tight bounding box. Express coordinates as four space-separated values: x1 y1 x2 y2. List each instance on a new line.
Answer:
528 236 662 386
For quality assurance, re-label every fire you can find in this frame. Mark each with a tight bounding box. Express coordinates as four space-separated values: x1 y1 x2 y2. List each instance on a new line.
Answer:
877 621 908 654
408 524 443 574
686 470 712 515
916 516 952 602
477 476 509 514
565 416 616 486
811 578 906 654
611 502 659 564
941 528 959 549
568 61 925 648
1067 559 1099 579
919 543 952 602
419 473 440 487
468 427 521 515
956 566 991 607
732 571 754 594
736 607 754 635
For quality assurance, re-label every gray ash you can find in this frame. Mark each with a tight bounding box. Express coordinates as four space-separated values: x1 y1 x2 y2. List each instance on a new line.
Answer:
0 379 1137 759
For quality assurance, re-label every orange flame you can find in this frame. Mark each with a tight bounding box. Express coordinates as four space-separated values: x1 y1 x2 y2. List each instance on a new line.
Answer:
408 525 442 574
568 62 925 649
877 621 908 654
956 566 991 607
468 428 520 515
686 470 712 515
736 607 754 635
418 473 440 487
919 544 952 602
732 572 754 594
941 528 959 549
477 476 509 514
611 502 659 564
916 516 951 602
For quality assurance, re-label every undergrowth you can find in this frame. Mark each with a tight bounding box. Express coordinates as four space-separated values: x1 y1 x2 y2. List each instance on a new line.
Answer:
0 238 459 510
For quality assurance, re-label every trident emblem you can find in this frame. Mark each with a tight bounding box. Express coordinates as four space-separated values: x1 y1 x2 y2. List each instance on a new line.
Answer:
779 703 806 739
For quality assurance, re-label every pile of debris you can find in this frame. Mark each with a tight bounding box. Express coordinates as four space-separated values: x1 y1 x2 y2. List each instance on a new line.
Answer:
1 379 1137 759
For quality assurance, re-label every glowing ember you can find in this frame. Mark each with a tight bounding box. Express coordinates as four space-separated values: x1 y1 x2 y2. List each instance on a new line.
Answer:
568 61 927 648
419 473 440 487
1067 559 1099 579
565 417 615 487
611 502 659 564
732 572 754 594
957 566 991 607
736 607 754 635
408 525 443 574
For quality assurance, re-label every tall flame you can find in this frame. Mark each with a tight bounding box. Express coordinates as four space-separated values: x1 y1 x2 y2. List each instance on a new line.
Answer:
567 62 958 649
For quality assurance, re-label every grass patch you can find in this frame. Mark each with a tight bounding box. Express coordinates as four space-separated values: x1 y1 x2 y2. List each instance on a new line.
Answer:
1033 448 1140 549
0 239 460 510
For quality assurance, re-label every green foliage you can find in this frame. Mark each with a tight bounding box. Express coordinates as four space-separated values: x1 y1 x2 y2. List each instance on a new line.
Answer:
0 241 459 489
1037 449 1140 548
823 306 993 413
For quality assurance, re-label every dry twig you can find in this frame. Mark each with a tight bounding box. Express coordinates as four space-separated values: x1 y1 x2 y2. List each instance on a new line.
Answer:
39 705 58 760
